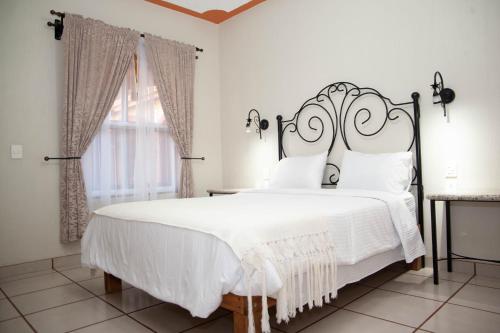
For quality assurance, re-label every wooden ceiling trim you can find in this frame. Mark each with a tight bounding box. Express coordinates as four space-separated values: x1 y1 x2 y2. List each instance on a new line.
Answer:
145 0 266 24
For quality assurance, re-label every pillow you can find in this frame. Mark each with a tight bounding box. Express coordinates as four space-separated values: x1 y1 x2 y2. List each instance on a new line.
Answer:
337 150 413 193
269 151 328 189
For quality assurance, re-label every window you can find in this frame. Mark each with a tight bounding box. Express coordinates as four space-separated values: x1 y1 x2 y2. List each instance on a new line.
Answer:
83 41 179 208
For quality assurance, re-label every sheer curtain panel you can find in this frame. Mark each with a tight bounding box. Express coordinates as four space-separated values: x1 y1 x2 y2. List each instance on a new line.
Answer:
82 40 179 210
60 14 139 242
144 34 196 198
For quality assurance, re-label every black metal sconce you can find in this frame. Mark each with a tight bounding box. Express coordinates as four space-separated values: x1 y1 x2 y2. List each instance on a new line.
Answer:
245 109 269 139
431 71 455 117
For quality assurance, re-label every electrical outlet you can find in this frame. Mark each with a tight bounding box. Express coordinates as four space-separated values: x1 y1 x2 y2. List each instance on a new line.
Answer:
445 162 457 178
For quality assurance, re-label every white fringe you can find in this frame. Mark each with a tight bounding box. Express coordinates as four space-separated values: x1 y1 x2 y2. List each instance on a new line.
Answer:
242 231 337 333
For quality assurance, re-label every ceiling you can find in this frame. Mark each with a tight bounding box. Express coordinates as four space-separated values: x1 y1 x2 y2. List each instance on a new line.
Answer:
145 0 265 24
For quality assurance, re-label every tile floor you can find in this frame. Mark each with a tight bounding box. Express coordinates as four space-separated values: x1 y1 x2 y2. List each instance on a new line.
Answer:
0 262 499 333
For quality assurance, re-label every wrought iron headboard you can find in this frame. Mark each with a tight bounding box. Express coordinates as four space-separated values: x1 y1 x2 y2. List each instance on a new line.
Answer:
276 81 424 255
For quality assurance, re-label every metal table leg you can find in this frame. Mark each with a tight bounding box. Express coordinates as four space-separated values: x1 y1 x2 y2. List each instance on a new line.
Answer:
430 200 439 284
446 201 452 272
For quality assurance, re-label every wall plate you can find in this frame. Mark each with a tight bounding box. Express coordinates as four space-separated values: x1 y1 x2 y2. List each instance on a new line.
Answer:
10 144 23 159
445 161 457 178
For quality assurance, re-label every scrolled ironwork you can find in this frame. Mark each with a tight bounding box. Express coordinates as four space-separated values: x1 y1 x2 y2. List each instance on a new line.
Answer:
277 81 420 187
325 163 341 185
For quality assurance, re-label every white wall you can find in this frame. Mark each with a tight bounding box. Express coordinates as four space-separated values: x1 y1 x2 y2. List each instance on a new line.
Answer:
219 0 500 260
0 0 223 266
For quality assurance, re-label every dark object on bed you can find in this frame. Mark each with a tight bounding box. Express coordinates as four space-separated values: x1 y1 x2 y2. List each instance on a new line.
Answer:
276 81 424 265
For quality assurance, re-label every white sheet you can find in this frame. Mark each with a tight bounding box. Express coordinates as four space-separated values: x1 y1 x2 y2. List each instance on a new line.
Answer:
82 189 422 318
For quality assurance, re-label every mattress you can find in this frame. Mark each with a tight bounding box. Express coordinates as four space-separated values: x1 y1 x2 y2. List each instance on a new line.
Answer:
82 189 417 318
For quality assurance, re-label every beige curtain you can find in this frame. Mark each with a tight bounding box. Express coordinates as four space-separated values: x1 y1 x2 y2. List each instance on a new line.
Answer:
60 14 139 242
144 34 196 198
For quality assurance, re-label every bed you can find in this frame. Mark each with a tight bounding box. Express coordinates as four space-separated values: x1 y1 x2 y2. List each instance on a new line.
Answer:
82 81 426 333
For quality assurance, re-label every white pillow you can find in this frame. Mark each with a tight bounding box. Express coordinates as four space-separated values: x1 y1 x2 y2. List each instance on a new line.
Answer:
337 150 413 194
269 151 328 189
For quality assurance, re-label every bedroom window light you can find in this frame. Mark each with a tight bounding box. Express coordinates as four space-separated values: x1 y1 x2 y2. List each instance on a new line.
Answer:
82 40 179 209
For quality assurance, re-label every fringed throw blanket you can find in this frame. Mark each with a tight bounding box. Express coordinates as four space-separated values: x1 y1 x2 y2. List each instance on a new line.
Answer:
241 231 337 333
92 190 339 332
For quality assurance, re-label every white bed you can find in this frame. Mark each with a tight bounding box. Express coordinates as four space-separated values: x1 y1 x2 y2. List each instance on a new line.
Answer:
82 188 421 318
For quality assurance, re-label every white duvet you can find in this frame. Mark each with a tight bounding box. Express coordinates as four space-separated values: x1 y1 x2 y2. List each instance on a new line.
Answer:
82 189 425 319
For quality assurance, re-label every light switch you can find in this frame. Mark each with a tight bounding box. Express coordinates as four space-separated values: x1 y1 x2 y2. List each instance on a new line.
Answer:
11 144 23 159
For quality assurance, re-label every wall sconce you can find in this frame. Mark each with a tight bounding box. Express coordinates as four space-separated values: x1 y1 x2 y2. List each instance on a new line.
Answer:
245 109 269 139
431 71 455 117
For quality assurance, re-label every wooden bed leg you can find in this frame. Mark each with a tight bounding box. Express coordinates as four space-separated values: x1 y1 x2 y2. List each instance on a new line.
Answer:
222 294 272 333
253 308 262 333
104 272 122 293
233 306 262 333
233 312 247 333
408 257 422 271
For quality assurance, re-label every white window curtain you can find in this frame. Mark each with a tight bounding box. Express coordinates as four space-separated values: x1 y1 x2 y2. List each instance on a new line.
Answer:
82 39 179 210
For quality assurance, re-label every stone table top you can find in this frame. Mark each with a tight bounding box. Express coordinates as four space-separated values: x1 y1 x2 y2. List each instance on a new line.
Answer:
426 192 500 202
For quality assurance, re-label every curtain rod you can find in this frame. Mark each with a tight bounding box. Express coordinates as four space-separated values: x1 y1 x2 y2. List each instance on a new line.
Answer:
47 10 203 53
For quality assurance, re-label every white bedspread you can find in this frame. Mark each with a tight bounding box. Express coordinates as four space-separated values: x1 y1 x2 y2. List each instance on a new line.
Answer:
82 189 424 319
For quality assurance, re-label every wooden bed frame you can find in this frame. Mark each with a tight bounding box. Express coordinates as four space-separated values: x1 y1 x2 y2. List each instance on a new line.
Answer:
103 258 420 333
